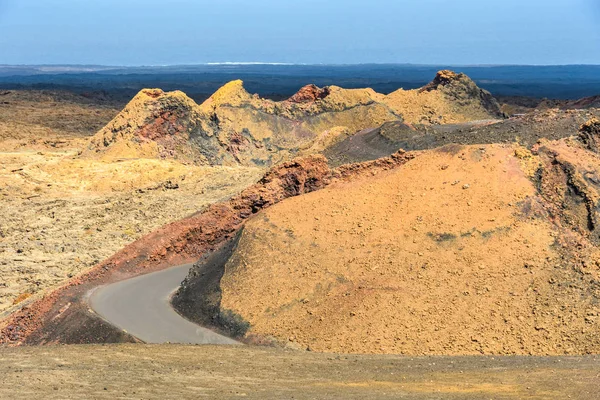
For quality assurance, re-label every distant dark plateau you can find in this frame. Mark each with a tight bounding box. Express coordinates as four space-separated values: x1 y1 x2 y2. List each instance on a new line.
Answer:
1 64 599 103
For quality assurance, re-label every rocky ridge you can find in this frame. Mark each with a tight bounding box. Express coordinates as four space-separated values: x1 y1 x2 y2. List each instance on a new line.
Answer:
85 71 504 166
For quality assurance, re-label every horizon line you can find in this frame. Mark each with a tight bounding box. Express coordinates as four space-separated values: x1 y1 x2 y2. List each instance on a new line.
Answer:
2 62 600 69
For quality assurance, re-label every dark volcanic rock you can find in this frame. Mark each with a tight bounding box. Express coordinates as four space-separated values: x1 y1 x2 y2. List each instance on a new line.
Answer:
172 232 248 338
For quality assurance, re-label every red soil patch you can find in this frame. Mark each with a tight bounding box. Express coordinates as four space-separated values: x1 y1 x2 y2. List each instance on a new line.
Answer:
287 85 331 104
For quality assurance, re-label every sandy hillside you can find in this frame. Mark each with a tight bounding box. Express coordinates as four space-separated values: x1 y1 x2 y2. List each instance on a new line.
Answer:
0 155 333 345
382 70 503 124
217 138 600 355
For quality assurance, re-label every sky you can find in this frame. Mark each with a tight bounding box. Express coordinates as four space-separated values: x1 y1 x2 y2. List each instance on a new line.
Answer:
0 0 599 66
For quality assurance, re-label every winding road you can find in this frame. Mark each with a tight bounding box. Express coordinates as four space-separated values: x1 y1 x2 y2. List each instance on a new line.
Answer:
89 264 238 345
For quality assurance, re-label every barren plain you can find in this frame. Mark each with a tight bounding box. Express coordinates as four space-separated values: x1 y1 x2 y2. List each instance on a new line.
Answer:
0 344 598 399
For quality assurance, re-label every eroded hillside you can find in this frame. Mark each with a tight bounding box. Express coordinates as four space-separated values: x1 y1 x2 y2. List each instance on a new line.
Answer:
85 71 504 166
0 72 501 320
383 70 503 124
3 77 600 357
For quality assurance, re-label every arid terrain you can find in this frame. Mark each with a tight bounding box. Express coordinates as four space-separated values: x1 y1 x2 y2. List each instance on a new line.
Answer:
324 108 600 166
0 344 598 399
0 153 260 314
85 70 503 166
3 0 600 392
2 70 600 397
0 89 261 313
0 90 122 152
0 71 503 318
212 139 600 355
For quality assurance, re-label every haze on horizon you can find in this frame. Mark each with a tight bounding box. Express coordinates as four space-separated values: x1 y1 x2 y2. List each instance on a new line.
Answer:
0 0 599 66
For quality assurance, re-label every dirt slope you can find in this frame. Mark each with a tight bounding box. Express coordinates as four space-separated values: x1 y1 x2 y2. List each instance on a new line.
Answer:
5 122 600 354
84 85 398 166
84 71 503 166
189 121 600 355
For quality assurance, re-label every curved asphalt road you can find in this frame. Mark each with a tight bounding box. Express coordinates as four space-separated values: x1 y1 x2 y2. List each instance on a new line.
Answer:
89 264 238 345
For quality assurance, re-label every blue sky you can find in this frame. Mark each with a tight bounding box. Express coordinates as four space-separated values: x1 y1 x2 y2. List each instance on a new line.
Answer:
0 0 599 65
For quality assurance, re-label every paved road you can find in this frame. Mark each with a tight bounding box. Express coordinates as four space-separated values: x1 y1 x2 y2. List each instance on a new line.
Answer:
89 264 238 345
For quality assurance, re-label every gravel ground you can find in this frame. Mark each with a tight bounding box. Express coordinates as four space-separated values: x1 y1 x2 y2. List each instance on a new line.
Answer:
0 344 598 399
0 150 262 312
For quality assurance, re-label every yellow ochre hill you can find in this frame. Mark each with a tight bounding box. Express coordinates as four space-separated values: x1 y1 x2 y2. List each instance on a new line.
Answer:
175 119 600 355
85 71 505 166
